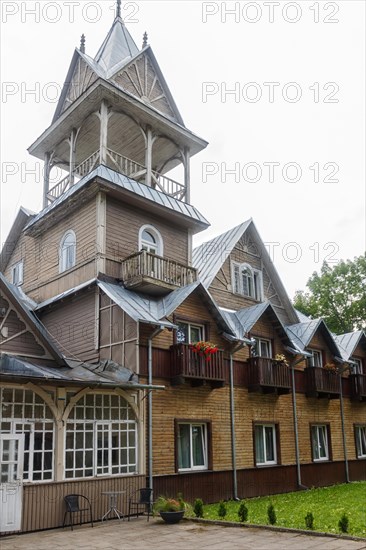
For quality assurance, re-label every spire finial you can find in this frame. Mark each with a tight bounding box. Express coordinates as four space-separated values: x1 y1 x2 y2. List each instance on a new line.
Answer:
116 0 121 18
142 32 148 49
80 34 86 53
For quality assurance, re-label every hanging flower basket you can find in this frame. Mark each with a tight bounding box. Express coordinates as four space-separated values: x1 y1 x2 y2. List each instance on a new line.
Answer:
189 341 219 361
273 354 289 367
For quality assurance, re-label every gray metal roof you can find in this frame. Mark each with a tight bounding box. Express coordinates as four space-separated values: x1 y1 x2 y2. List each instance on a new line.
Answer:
285 319 343 359
193 220 252 288
335 331 365 361
25 165 209 232
95 16 139 75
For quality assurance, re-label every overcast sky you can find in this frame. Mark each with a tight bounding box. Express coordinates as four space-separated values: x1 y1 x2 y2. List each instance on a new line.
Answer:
1 0 365 298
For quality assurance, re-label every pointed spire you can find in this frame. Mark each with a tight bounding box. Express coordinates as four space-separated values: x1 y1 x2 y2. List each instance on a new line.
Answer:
116 0 122 18
142 32 148 49
80 34 86 53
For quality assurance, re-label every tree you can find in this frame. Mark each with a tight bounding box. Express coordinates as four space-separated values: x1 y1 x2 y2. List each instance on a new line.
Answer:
293 255 366 334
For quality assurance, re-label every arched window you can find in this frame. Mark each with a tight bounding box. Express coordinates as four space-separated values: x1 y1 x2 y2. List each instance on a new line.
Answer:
232 262 263 300
59 230 76 273
139 225 163 256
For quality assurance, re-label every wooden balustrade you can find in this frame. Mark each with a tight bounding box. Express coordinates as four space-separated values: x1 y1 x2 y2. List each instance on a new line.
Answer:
305 367 340 398
170 344 225 386
75 150 100 178
349 374 366 401
247 357 291 394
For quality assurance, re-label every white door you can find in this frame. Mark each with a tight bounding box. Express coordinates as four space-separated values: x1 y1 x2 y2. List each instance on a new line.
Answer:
0 434 24 533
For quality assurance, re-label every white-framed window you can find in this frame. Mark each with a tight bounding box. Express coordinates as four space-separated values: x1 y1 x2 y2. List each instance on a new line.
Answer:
311 424 329 461
0 388 54 481
177 423 208 471
351 358 363 375
176 321 204 344
11 261 24 286
308 349 323 368
231 262 263 300
355 425 366 458
254 424 277 465
59 230 76 273
139 225 163 256
65 393 138 479
252 337 272 358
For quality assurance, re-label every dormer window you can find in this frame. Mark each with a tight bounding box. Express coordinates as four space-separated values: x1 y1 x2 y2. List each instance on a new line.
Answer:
139 225 163 256
11 261 24 286
59 230 76 273
252 337 272 358
232 262 263 300
307 349 323 368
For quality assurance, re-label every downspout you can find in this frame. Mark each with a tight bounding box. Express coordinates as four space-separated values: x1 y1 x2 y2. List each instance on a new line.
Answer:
339 365 350 483
290 358 308 490
148 326 164 492
229 342 246 501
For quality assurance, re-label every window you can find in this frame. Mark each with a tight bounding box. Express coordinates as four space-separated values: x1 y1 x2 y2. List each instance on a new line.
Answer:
65 393 137 479
177 423 208 471
59 230 76 273
176 321 204 344
352 358 363 375
139 225 163 256
252 337 272 358
11 261 24 286
254 424 277 465
308 349 323 368
355 426 366 458
311 424 329 461
0 388 54 481
232 262 263 300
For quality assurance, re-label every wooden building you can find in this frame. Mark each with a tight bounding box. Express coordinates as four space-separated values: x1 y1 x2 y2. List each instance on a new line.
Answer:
1 2 365 534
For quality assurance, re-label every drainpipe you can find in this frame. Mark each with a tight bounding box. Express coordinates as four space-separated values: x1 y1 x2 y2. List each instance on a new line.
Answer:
338 365 350 483
229 342 246 501
290 358 308 490
148 326 164 492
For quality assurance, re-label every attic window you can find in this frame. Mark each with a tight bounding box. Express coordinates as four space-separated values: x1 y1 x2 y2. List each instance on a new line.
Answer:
12 261 24 286
231 262 263 300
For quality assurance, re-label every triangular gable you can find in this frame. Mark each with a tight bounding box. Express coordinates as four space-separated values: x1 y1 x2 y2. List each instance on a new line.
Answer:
0 274 64 365
110 47 184 125
0 207 34 272
286 319 342 359
95 16 139 74
335 331 366 361
193 219 299 325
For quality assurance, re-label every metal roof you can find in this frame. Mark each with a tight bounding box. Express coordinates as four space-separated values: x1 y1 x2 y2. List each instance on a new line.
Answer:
95 16 139 75
25 165 209 233
285 319 342 359
335 331 366 361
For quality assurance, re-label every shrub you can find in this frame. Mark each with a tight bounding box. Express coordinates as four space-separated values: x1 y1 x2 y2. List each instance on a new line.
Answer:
193 498 204 518
338 513 349 533
218 501 227 518
238 501 248 522
305 512 314 530
267 503 277 525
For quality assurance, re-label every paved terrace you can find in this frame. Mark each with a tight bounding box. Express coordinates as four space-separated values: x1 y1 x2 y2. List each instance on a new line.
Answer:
1 518 365 550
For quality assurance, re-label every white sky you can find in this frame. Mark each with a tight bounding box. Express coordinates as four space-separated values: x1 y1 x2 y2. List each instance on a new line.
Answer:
0 0 365 299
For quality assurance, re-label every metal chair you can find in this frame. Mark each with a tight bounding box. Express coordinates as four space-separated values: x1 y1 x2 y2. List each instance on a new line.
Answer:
128 488 153 521
63 494 93 531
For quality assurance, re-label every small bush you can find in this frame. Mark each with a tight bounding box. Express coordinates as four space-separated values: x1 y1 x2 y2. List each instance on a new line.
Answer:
238 501 248 522
305 512 314 530
218 501 227 518
338 513 349 533
267 503 277 525
193 498 204 518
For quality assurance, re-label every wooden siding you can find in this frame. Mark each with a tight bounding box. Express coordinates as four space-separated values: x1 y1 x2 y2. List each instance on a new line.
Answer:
39 288 99 364
4 199 97 303
105 198 189 270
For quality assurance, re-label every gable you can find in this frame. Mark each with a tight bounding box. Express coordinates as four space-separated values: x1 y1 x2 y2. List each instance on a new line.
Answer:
58 55 99 117
111 50 182 123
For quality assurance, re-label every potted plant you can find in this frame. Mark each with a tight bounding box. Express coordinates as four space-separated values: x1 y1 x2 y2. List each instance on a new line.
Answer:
189 341 219 361
153 494 188 524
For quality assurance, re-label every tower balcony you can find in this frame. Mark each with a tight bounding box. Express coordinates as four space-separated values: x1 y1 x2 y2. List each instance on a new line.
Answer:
304 367 340 399
121 250 197 296
247 357 291 394
170 343 225 387
46 148 186 204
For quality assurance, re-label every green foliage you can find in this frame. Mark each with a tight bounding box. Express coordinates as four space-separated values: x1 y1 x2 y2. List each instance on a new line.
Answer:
238 501 248 522
193 498 204 518
305 512 314 530
218 501 227 518
338 513 349 533
267 503 277 525
153 494 187 513
293 255 366 333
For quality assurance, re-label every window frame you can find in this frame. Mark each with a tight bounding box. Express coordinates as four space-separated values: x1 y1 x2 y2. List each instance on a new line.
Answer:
138 225 163 256
231 261 263 301
11 260 24 286
251 337 272 358
354 425 366 459
175 419 211 473
59 230 76 273
307 348 323 368
310 423 331 462
176 320 205 345
351 358 363 375
253 422 279 466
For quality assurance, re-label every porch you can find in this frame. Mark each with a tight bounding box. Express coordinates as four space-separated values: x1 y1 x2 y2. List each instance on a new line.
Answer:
247 357 291 395
170 344 225 387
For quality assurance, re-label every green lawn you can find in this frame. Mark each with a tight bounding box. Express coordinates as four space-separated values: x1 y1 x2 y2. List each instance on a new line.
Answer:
194 482 366 538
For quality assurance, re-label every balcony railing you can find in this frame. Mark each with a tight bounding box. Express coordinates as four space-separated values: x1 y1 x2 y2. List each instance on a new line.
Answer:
121 251 197 295
170 343 225 387
305 367 340 398
349 374 366 401
247 357 291 394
